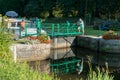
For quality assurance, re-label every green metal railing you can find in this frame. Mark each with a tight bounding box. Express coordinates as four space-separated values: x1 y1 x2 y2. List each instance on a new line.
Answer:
42 22 83 37
50 57 82 74
22 21 83 37
5 19 83 38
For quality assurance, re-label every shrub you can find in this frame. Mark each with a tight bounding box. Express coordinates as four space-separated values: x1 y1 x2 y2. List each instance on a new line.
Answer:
102 30 119 40
106 21 120 31
68 9 78 17
40 11 49 19
52 5 64 18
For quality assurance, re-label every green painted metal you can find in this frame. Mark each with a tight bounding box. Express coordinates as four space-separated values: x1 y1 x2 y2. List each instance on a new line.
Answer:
42 22 83 37
50 57 82 74
21 19 40 37
6 19 83 38
36 19 41 35
25 22 27 36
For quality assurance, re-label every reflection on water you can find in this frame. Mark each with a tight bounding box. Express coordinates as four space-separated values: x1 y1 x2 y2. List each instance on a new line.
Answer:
50 56 82 74
50 48 75 60
72 47 120 68
28 59 50 74
28 47 120 80
50 48 83 75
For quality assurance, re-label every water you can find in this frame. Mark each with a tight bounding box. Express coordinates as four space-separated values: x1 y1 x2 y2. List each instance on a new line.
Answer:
72 47 120 68
28 47 120 80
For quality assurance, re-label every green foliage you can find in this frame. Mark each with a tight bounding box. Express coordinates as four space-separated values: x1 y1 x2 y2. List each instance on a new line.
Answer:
52 5 64 18
0 26 58 80
87 66 114 80
85 13 92 25
23 0 40 17
0 14 2 16
0 0 120 20
40 11 49 19
107 22 120 31
0 59 55 80
80 56 114 80
0 27 13 59
115 12 120 21
1 16 8 27
68 8 78 17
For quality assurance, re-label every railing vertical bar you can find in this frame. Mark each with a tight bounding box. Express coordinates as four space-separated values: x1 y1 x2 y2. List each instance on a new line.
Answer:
52 24 54 37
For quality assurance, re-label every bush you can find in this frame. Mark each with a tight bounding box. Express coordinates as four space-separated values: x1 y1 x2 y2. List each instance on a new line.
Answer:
52 5 64 18
68 9 78 17
40 11 49 19
102 30 120 40
105 21 120 31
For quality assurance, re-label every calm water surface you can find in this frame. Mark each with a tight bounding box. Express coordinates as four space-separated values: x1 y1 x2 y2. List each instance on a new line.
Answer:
28 47 120 80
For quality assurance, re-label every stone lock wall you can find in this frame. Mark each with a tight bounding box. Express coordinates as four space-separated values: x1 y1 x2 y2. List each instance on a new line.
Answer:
76 35 99 51
100 39 120 53
76 35 120 53
51 37 76 49
10 35 120 62
10 44 51 62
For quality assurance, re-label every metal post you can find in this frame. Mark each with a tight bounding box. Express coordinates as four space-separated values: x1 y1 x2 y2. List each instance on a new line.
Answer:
52 24 54 37
25 21 27 36
19 28 21 39
66 21 70 33
36 18 41 35
57 24 60 34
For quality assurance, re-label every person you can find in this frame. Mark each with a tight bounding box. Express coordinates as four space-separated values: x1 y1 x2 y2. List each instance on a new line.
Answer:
76 18 84 35
20 19 25 30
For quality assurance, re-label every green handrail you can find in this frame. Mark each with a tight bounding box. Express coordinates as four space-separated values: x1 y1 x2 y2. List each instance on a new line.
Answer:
42 22 82 37
50 57 82 74
7 19 83 38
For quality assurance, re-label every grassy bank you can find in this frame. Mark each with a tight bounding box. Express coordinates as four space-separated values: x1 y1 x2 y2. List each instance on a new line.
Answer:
85 26 106 36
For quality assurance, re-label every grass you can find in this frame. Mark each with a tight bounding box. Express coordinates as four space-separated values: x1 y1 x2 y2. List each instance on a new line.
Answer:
79 56 114 80
85 26 106 36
